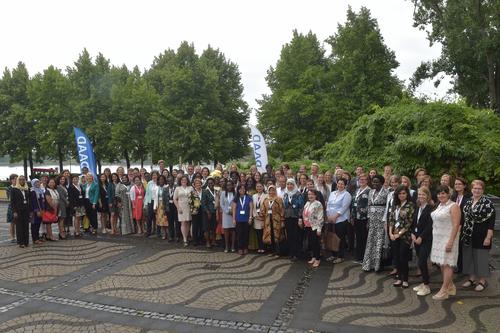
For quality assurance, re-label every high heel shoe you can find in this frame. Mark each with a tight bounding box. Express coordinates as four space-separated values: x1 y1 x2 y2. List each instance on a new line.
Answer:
312 260 321 268
432 291 449 300
448 284 457 296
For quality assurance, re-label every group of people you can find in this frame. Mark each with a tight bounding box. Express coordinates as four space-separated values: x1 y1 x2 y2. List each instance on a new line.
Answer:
6 161 496 300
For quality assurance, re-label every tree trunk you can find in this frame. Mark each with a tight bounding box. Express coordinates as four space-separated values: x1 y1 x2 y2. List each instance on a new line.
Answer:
28 151 34 177
495 62 500 116
169 164 173 173
213 160 218 168
97 159 102 174
140 157 144 168
124 149 130 169
23 156 28 178
58 145 64 172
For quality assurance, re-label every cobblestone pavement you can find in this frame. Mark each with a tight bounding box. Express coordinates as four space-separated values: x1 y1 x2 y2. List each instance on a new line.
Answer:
0 202 499 333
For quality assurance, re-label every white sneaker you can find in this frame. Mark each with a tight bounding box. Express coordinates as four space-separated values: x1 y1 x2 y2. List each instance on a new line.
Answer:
417 284 431 296
413 283 424 292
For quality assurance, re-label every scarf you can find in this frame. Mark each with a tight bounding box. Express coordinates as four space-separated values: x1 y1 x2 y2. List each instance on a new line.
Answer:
284 178 298 197
14 177 29 191
31 179 45 197
461 196 495 245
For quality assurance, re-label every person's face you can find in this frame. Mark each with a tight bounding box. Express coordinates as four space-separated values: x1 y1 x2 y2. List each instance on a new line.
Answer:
286 182 294 191
306 181 315 191
41 176 48 185
247 179 254 188
240 174 246 182
159 177 165 186
11 177 18 185
18 176 26 186
100 174 106 183
34 180 41 188
140 168 146 177
194 180 202 189
104 169 111 176
279 178 286 187
112 174 118 182
369 170 377 178
117 167 124 176
337 180 346 191
121 175 129 183
384 166 392 175
398 190 408 202
286 170 293 178
372 178 381 191
401 178 410 188
172 170 178 177
440 175 450 187
202 169 209 177
299 165 306 173
356 167 363 176
48 179 56 189
207 179 214 188
188 166 194 174
226 181 234 192
266 180 274 187
268 187 276 196
266 165 272 173
471 184 484 198
181 177 187 186
60 176 66 185
159 161 165 169
437 191 449 203
231 174 238 182
82 167 89 174
254 173 261 182
72 176 79 185
238 186 246 195
311 165 318 174
63 171 70 178
299 175 307 186
454 180 465 192
152 173 158 182
418 190 428 205
86 175 93 183
421 179 430 188
358 176 367 187
390 179 399 190
416 171 426 182
307 190 316 202
256 183 264 193
134 178 141 186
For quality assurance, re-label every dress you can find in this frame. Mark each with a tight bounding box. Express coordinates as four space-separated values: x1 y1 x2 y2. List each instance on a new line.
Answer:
362 188 389 271
57 185 69 218
220 191 235 229
156 186 169 227
130 185 145 221
431 200 459 267
174 186 192 221
115 183 134 235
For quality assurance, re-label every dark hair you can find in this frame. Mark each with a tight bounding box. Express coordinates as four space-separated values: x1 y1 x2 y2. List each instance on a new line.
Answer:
179 175 190 186
455 176 468 189
337 178 347 186
158 175 167 184
233 184 248 203
435 185 450 194
111 173 119 182
229 171 239 180
246 177 256 191
98 174 108 185
307 189 319 200
393 185 411 206
225 180 235 197
372 174 385 184
9 173 18 180
56 175 67 186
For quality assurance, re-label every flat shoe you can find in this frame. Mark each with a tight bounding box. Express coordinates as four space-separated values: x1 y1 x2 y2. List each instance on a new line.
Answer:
474 281 487 292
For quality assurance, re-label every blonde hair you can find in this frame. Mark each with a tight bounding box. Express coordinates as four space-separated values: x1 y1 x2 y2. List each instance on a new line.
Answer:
471 179 485 190
417 186 434 207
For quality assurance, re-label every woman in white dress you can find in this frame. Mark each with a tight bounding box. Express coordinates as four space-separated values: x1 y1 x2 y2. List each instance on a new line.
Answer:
430 185 461 300
174 175 193 246
220 180 236 252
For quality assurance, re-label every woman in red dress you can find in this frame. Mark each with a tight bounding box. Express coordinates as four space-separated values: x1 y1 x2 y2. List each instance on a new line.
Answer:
130 176 145 234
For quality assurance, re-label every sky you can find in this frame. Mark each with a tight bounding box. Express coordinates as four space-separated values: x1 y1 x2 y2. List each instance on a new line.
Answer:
0 0 452 124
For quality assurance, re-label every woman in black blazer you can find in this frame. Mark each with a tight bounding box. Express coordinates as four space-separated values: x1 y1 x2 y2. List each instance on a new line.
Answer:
411 186 434 296
451 176 471 273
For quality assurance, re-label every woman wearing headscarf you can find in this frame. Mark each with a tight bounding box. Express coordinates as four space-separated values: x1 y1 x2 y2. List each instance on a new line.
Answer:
261 185 285 256
115 174 134 235
283 178 305 261
30 179 45 244
11 175 31 248
460 180 496 292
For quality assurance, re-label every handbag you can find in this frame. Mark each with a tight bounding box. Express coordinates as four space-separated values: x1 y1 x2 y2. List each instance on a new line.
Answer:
42 209 58 223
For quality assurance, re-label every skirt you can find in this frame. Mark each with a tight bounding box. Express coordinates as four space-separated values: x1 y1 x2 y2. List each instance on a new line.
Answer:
462 244 491 277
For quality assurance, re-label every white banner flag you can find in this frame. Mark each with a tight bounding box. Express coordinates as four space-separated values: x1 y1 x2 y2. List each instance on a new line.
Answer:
250 126 269 173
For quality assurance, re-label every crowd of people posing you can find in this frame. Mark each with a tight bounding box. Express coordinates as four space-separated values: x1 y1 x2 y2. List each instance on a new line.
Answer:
6 161 496 300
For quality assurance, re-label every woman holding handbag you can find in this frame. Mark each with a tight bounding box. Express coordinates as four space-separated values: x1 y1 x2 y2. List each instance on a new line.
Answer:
44 178 60 241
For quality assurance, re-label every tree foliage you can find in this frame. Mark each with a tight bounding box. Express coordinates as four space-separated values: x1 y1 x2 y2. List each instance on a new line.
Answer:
323 100 500 193
410 0 500 115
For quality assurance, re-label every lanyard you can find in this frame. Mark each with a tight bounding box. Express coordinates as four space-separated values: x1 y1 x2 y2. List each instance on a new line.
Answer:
395 202 406 221
207 187 215 199
355 187 366 201
417 205 425 221
371 189 382 205
256 193 263 208
239 196 246 208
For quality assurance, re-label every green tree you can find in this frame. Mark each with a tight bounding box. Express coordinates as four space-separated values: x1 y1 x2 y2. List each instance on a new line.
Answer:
410 0 500 115
146 42 249 165
257 30 330 160
323 100 500 193
111 66 158 168
29 66 73 171
0 62 40 176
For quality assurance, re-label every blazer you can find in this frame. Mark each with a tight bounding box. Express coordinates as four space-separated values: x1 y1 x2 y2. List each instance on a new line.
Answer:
68 184 85 208
411 204 433 244
83 182 99 205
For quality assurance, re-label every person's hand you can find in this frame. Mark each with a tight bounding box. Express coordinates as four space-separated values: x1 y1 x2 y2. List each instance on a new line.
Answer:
483 238 492 247
178 209 183 215
232 220 236 226
207 212 212 220
411 234 416 242
109 203 113 208
415 237 422 245
389 234 395 241
445 241 453 252
13 212 18 219
316 230 321 237
92 204 96 210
